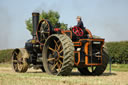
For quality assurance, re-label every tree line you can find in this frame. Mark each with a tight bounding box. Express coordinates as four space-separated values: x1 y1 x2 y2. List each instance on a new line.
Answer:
105 41 128 64
0 42 128 64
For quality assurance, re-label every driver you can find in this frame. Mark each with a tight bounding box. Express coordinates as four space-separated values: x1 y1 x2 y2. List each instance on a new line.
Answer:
75 16 86 35
76 16 85 30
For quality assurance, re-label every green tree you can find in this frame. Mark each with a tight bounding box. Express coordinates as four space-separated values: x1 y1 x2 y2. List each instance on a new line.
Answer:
26 10 67 34
106 41 128 64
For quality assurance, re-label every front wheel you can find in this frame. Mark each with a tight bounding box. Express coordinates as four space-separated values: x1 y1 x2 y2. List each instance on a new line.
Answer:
42 34 74 76
12 48 29 73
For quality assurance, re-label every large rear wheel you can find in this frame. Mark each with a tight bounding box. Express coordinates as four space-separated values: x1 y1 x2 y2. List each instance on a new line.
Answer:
43 34 74 76
12 48 29 73
78 50 109 75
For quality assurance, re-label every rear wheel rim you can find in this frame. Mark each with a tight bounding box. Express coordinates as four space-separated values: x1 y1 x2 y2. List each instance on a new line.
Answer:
47 39 64 74
43 34 74 76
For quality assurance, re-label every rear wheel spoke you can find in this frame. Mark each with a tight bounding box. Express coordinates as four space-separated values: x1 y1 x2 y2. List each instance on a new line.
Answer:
48 47 56 52
59 56 64 59
48 58 55 61
59 60 63 65
51 62 58 71
57 44 61 51
54 40 59 48
59 49 63 54
57 64 61 71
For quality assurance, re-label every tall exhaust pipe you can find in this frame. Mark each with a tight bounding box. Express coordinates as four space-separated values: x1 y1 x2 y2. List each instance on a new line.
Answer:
32 12 39 39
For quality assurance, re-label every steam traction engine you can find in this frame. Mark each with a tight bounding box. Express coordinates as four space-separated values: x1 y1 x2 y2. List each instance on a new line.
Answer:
12 13 108 76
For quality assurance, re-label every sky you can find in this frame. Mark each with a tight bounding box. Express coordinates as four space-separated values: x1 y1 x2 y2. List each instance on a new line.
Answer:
0 0 128 49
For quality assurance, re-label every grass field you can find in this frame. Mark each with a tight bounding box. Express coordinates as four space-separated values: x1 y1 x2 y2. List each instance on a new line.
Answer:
106 64 128 72
0 64 128 85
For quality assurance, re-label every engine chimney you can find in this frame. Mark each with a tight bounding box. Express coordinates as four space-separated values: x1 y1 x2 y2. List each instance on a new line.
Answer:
32 12 39 39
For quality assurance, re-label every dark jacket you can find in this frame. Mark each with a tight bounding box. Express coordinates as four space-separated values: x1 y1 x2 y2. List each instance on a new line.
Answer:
76 20 85 29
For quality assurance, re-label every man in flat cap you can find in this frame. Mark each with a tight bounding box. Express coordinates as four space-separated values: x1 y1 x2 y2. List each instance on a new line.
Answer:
70 16 86 34
76 16 86 33
76 16 84 29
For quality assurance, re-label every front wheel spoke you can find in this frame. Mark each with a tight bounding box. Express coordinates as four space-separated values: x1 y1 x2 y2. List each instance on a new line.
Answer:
14 64 18 70
48 47 56 52
48 58 55 61
18 64 23 69
51 62 58 71
14 52 18 55
19 62 24 66
13 60 18 63
59 60 63 65
17 53 21 60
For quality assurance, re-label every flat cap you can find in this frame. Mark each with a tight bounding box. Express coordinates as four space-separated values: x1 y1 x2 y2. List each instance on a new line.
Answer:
76 16 81 19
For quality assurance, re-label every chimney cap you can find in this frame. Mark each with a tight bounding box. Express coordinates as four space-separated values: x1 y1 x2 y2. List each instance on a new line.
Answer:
32 12 40 16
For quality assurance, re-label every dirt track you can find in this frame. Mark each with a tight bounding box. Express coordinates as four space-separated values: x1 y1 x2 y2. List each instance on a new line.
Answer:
0 66 128 85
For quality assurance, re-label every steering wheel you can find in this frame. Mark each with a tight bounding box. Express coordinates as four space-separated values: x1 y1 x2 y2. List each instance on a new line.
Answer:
72 26 84 36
